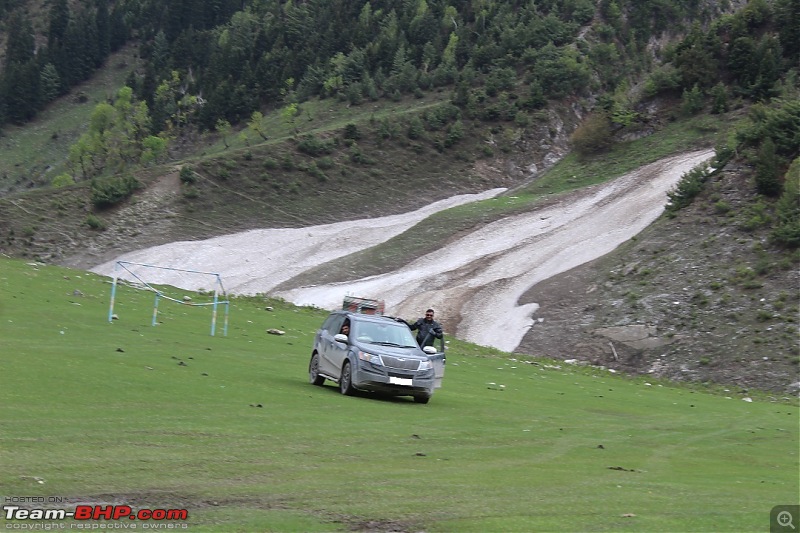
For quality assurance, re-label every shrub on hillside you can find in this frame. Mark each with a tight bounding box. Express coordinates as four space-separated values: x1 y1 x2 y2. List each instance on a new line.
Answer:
85 213 106 230
571 111 613 156
772 158 800 248
666 164 711 213
179 166 197 184
51 174 75 188
297 135 334 156
90 175 142 209
754 138 782 197
343 123 361 141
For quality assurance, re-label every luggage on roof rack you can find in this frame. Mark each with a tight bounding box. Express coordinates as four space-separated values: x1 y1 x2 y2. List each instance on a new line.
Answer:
342 296 385 315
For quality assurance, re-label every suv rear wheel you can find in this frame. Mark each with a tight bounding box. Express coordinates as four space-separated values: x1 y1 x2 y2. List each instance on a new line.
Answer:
309 353 325 386
340 361 355 396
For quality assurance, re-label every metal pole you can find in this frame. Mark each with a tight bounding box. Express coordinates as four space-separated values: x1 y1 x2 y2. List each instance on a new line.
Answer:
108 262 119 323
210 275 221 336
152 293 160 326
211 293 218 336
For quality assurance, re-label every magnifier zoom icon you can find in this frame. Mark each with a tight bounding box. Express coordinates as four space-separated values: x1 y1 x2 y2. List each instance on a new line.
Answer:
778 511 796 530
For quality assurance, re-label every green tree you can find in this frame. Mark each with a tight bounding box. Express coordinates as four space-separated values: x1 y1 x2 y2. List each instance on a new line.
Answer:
673 25 718 90
68 87 158 179
445 119 464 147
710 83 728 114
140 136 168 165
738 99 800 160
754 138 782 197
407 116 425 140
38 63 61 105
68 136 95 180
215 119 232 148
152 71 180 133
3 10 39 123
281 103 299 128
3 62 40 123
775 0 800 65
728 36 758 93
4 10 35 66
528 43 590 99
772 157 800 247
248 111 269 140
681 84 705 116
47 0 70 49
95 0 110 65
750 35 781 101
667 165 711 212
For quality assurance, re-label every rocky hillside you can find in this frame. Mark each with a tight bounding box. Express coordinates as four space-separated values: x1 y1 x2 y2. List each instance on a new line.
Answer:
517 162 799 397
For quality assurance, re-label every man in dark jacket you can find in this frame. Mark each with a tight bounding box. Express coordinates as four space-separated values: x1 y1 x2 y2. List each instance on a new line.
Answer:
406 308 443 348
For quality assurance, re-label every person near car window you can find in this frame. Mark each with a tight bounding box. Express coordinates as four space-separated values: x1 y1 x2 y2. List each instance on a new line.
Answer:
404 308 443 347
340 320 350 336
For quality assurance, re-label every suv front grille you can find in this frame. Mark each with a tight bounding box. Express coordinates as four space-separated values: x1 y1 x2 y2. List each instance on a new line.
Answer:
381 355 420 371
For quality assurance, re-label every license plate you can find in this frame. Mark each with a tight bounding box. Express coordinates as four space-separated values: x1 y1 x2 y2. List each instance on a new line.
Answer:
389 377 412 386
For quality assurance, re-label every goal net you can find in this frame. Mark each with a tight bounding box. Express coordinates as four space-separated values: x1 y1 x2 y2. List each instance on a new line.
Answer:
107 261 229 336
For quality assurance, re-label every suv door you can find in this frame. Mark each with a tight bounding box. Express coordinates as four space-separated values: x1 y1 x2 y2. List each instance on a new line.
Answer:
428 336 446 389
317 314 345 376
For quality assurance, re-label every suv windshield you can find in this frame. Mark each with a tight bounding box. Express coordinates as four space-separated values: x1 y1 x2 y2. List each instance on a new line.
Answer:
352 321 418 348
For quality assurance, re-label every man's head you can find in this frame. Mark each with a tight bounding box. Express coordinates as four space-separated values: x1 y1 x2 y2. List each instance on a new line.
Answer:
425 309 434 321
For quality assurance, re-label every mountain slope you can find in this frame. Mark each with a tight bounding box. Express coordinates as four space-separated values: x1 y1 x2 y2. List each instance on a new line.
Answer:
518 160 799 395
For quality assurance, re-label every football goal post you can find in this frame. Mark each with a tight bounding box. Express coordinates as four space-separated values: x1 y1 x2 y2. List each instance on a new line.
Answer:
107 261 229 336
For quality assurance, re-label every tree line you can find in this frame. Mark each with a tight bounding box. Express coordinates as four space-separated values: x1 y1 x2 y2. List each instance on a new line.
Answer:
0 0 798 244
4 0 795 133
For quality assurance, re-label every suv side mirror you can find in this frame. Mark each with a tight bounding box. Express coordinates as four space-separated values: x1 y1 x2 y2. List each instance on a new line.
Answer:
422 345 437 354
334 333 348 343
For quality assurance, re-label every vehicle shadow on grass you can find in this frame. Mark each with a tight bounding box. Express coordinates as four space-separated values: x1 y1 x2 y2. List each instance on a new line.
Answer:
279 375 423 404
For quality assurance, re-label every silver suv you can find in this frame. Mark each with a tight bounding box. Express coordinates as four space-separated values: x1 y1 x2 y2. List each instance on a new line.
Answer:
309 311 445 403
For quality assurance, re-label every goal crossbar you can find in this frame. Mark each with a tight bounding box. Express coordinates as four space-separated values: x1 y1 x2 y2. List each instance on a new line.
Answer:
107 260 229 336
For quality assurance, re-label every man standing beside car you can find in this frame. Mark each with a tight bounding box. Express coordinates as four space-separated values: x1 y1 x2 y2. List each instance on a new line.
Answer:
402 308 443 348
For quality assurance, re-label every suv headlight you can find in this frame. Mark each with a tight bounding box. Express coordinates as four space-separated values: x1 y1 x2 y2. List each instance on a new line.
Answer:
358 351 382 365
418 360 432 371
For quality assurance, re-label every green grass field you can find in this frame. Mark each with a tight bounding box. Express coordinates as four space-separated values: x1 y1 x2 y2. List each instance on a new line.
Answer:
0 257 797 532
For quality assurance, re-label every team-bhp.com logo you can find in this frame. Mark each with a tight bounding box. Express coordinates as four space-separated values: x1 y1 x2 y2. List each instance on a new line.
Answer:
3 502 188 529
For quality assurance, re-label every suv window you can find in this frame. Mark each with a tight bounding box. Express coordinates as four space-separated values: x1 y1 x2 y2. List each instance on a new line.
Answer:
321 313 345 335
353 320 417 346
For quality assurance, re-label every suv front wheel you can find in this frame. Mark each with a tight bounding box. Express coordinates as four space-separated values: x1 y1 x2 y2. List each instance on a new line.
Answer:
340 361 356 396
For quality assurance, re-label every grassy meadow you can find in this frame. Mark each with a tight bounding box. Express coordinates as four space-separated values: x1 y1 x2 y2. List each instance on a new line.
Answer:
0 257 797 532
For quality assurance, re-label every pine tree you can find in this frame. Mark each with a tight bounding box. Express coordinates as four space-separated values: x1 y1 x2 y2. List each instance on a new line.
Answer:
47 0 70 49
95 0 111 65
39 63 61 106
4 10 35 67
772 158 800 247
755 138 782 197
